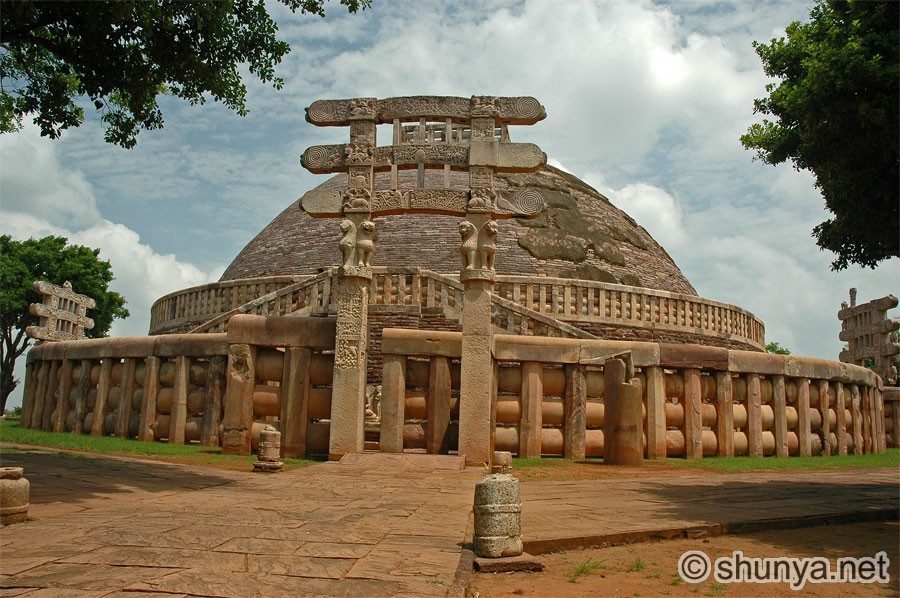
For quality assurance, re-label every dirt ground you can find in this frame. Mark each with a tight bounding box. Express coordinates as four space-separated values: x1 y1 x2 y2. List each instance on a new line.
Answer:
468 521 900 598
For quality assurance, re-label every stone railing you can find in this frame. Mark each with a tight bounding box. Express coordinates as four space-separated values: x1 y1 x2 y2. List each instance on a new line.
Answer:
151 268 763 348
379 329 891 459
21 316 336 458
495 276 765 348
150 275 310 334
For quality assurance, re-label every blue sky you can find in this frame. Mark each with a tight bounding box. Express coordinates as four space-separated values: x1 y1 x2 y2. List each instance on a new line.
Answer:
1 0 897 407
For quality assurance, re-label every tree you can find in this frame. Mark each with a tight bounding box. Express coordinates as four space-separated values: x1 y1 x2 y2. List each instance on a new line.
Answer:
741 0 899 270
0 235 129 412
0 0 369 148
765 341 791 355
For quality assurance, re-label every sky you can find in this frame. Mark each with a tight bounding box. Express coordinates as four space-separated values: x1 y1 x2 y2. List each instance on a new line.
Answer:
1 0 898 408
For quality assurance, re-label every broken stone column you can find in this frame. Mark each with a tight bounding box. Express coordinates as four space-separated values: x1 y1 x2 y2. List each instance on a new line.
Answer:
603 355 643 466
474 473 522 558
253 426 284 473
0 467 30 525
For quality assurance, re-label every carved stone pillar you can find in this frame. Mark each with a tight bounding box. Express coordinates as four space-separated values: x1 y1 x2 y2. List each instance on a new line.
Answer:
458 214 497 466
329 102 376 460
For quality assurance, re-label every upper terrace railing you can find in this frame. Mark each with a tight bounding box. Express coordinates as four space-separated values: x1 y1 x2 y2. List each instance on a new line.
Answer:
150 268 765 349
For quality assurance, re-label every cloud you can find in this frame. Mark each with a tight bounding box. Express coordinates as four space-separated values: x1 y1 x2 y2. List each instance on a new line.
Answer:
0 123 102 229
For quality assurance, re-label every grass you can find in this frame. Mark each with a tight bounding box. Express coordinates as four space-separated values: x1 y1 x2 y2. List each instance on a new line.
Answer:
565 558 606 583
513 448 899 475
0 418 317 471
627 557 646 572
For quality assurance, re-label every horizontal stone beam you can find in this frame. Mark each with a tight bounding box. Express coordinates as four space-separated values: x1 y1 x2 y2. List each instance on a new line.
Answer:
306 96 546 126
33 280 96 309
837 295 898 319
301 187 545 219
300 142 545 174
226 314 336 349
839 319 899 340
381 328 462 358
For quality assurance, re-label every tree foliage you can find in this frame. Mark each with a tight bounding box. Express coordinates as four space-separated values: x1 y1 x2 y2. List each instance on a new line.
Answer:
741 0 899 270
765 341 791 355
0 235 129 411
0 0 369 147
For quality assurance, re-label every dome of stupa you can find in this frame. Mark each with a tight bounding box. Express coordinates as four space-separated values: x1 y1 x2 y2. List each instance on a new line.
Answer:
221 165 697 296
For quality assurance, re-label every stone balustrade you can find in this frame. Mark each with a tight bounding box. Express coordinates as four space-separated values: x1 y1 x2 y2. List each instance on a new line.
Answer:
379 329 890 459
21 316 337 458
25 320 887 459
150 268 765 349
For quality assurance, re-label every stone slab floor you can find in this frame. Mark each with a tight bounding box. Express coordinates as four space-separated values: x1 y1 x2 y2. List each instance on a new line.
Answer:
0 450 480 597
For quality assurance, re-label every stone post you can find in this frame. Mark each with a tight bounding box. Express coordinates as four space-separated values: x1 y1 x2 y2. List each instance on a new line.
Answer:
53 359 74 433
646 366 667 459
138 357 160 442
169 355 190 444
223 344 256 455
280 347 311 458
201 355 226 446
0 467 30 525
91 358 113 436
73 359 93 435
683 368 703 459
772 375 789 457
518 362 543 459
327 100 377 461
834 381 847 456
458 213 497 467
114 358 136 438
563 364 586 459
715 371 734 457
747 373 763 457
427 356 452 454
380 354 406 453
40 360 59 431
473 473 522 558
797 379 812 457
819 380 831 455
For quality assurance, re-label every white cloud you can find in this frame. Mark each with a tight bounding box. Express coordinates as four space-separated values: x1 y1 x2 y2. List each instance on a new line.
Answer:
0 123 102 228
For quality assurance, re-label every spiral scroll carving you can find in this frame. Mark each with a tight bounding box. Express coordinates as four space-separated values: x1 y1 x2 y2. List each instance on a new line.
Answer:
509 189 544 214
303 146 331 169
307 100 335 121
515 97 543 120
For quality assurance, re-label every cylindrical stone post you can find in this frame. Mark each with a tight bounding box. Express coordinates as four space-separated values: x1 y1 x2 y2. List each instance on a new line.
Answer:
0 467 30 525
253 426 284 472
607 381 644 466
473 473 523 558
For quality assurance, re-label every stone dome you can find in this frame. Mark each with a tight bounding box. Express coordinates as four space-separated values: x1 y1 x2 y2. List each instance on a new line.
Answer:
221 165 697 296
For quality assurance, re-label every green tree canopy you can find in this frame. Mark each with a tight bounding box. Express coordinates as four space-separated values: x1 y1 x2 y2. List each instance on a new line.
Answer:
741 0 899 270
0 0 369 147
0 235 129 411
765 341 791 355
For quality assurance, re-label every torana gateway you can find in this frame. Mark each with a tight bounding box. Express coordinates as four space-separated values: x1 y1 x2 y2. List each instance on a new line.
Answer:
22 96 892 465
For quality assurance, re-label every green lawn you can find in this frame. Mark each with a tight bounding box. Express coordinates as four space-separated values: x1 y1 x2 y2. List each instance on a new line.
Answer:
0 418 317 471
514 448 900 473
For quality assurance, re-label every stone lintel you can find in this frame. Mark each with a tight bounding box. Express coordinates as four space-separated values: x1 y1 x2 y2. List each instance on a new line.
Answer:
306 96 546 126
33 280 96 308
658 343 728 370
579 340 659 368
381 328 462 358
837 295 898 320
225 315 336 349
839 319 899 340
153 334 230 358
727 350 786 376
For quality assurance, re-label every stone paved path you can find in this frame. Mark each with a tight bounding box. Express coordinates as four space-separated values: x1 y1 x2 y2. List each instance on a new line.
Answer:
2 448 898 597
521 468 900 554
1 450 481 597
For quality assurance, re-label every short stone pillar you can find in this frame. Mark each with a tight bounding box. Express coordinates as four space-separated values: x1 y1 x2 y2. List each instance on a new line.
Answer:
253 426 284 472
604 355 643 466
473 473 522 558
491 451 512 474
1 467 30 525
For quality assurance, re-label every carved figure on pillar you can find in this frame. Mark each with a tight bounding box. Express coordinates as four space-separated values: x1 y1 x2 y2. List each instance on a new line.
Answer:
460 220 478 270
478 220 498 271
356 221 377 267
339 219 356 269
